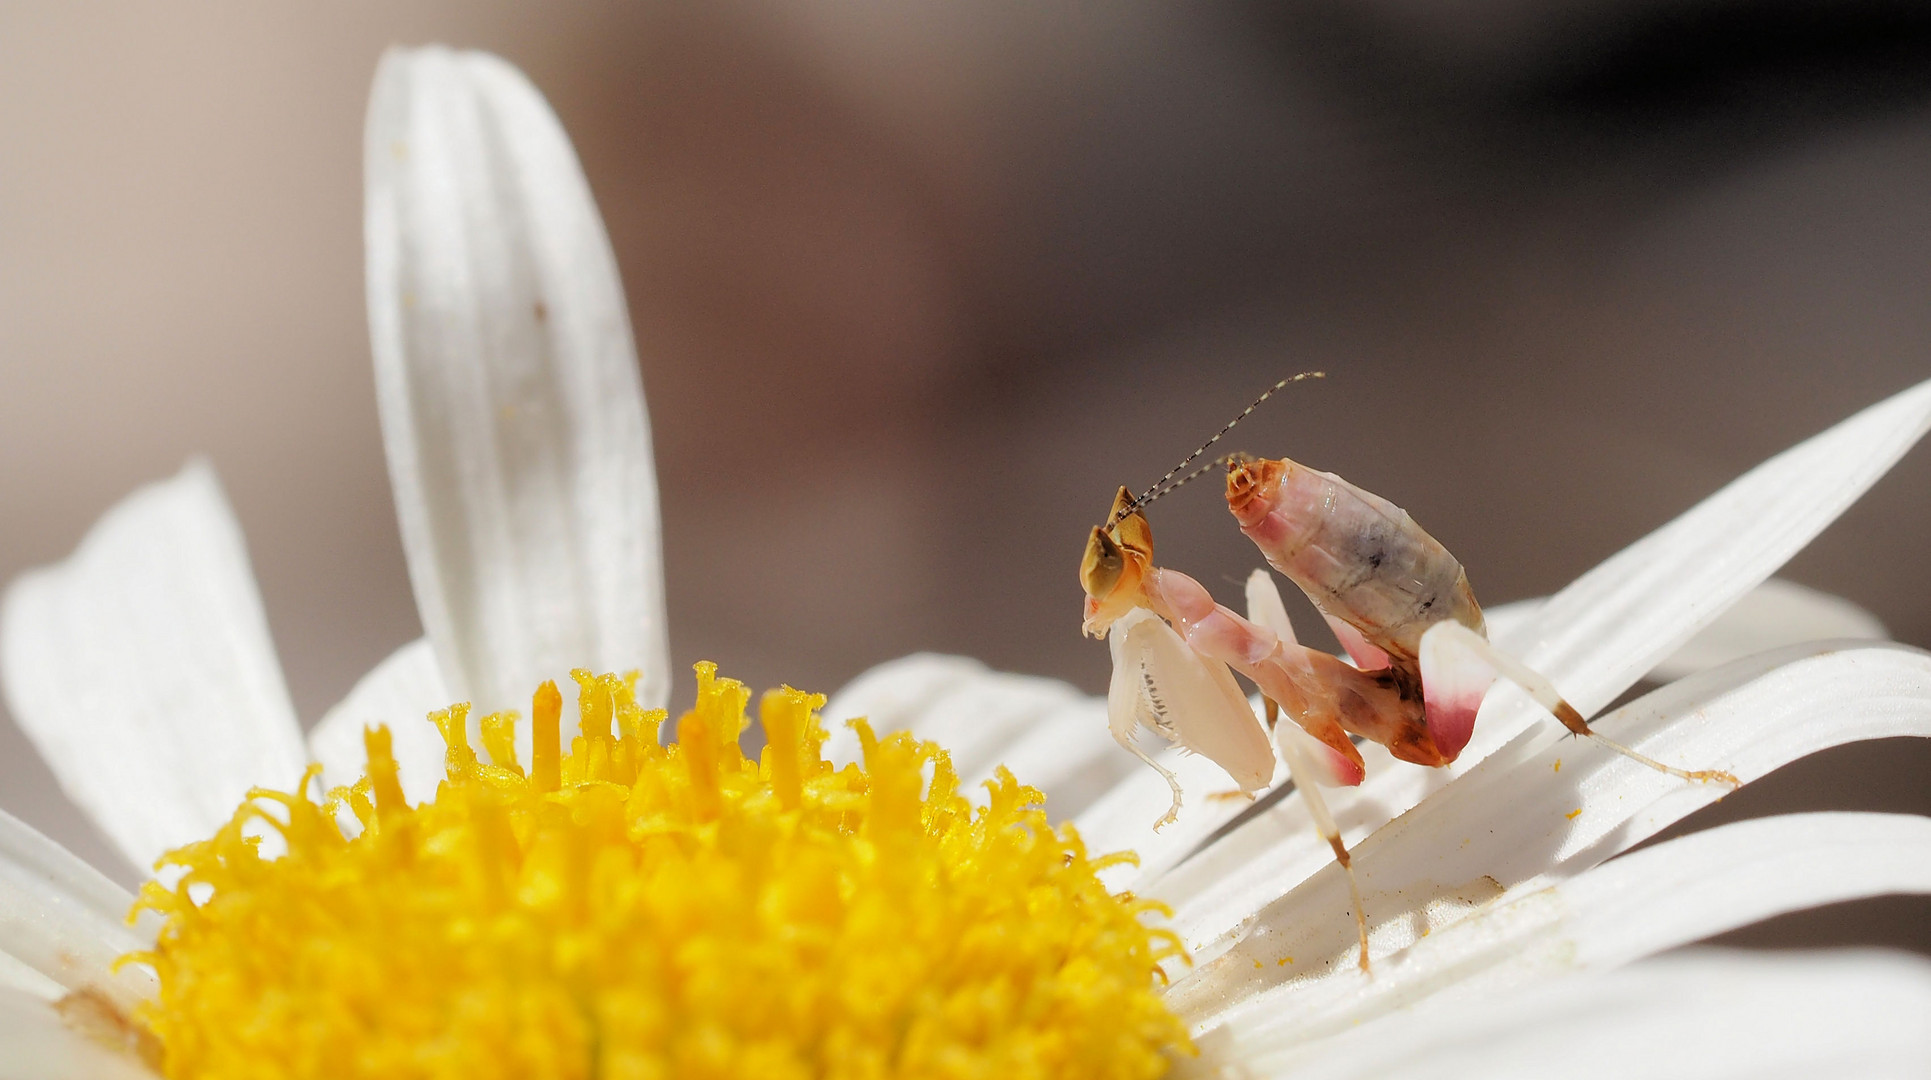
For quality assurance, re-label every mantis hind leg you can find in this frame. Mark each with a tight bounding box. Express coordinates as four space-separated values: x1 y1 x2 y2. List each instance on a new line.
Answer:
1247 570 1372 972
1417 621 1740 787
1269 696 1372 973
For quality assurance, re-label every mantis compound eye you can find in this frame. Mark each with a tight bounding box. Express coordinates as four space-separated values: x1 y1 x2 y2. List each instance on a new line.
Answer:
1080 526 1125 599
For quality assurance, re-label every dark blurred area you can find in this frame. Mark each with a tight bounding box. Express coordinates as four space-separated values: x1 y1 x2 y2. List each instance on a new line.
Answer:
2 2 1927 950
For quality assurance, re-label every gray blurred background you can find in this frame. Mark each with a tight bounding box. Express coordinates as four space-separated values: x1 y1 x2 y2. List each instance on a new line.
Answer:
2 2 1926 952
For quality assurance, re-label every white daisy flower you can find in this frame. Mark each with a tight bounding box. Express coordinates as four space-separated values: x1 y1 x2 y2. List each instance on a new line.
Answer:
2 44 1929 1080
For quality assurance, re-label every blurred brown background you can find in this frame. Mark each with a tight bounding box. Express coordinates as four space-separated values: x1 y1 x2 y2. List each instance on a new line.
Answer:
2 2 1927 951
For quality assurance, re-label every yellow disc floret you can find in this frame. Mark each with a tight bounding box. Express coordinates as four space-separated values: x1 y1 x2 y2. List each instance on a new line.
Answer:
125 663 1191 1080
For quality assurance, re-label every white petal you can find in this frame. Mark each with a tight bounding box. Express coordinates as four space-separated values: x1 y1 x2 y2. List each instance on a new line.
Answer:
1650 577 1886 681
1079 748 1287 889
1195 949 1931 1080
0 810 153 1014
0 986 157 1079
1154 737 1403 948
1449 380 1931 821
0 954 60 1000
365 47 670 714
1486 578 1888 672
307 637 452 802
822 654 1140 818
981 697 1140 818
820 653 986 755
822 654 1071 774
0 463 306 872
1477 596 1542 649
1516 376 1931 716
1198 811 1931 1049
1166 640 1931 1021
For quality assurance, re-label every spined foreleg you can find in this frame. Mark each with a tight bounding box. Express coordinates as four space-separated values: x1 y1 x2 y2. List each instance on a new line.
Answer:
1146 566 1366 785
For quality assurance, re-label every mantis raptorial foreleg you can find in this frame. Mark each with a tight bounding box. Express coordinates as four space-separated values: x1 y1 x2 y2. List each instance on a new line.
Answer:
1106 607 1274 829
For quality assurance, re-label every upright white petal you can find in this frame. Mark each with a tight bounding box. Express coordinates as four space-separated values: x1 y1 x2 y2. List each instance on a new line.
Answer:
365 46 670 714
1200 812 1931 1049
0 463 306 872
1166 641 1931 1020
1196 950 1931 1080
0 986 157 1079
307 637 452 802
0 810 154 1013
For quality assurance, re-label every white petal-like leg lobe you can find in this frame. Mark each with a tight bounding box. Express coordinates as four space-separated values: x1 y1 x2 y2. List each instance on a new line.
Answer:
0 987 157 1079
1105 618 1190 828
1109 609 1274 793
1416 621 1497 762
308 637 452 803
365 48 670 715
1245 573 1362 787
1083 610 1281 860
1243 570 1297 648
1195 950 1931 1080
1164 641 1931 1022
0 809 154 1014
1193 811 1931 1049
0 463 306 873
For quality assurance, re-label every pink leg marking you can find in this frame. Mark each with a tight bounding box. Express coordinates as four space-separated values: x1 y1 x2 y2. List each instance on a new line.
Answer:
1417 621 1498 762
1322 612 1391 671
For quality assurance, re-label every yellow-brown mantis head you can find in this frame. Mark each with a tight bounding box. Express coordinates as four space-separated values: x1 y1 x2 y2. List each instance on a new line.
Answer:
1080 486 1155 638
1083 373 1323 638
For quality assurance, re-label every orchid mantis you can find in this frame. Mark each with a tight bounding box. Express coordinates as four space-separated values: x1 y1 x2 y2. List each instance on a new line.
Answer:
1079 379 1740 970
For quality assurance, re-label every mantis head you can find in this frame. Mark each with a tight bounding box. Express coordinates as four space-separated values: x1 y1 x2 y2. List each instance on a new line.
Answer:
1080 486 1154 638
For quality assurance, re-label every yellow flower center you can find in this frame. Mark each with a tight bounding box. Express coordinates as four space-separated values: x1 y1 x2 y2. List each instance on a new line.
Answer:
124 663 1191 1079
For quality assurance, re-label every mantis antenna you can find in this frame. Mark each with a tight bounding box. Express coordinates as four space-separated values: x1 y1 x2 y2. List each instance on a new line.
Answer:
1109 371 1325 526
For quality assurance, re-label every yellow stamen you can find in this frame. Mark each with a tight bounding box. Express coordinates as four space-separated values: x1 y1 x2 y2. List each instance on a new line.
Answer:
532 678 562 793
123 664 1191 1079
363 724 406 820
